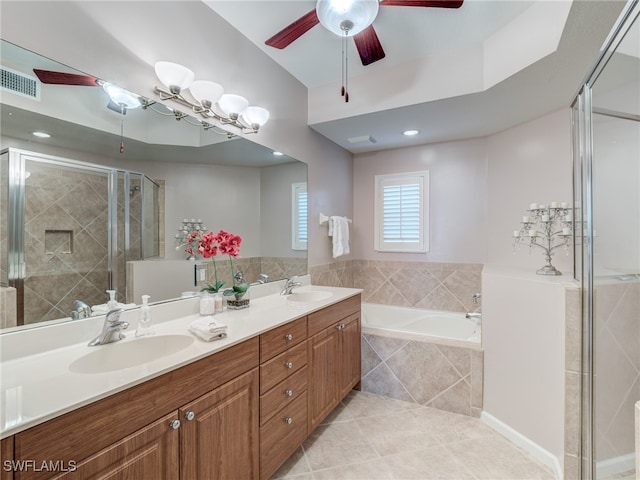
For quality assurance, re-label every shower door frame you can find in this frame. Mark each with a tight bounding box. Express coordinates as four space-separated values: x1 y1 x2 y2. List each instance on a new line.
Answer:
571 1 640 478
4 147 157 325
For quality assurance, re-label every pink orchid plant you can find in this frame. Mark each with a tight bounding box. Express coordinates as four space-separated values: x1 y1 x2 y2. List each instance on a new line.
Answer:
186 229 248 296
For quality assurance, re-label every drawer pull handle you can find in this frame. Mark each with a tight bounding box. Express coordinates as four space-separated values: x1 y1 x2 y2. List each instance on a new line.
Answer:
284 334 293 341
170 419 181 430
285 389 293 397
284 417 293 425
185 411 195 421
285 361 293 369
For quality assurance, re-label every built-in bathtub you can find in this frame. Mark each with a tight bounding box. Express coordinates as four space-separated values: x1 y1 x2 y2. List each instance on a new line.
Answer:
360 303 484 417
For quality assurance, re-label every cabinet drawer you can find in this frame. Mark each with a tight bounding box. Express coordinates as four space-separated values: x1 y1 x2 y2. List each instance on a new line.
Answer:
260 341 308 395
260 317 307 363
260 366 307 426
308 294 361 336
260 392 308 480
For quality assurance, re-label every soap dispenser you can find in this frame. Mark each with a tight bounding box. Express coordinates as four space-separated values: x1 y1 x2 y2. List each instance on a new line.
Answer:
106 289 118 311
135 295 155 337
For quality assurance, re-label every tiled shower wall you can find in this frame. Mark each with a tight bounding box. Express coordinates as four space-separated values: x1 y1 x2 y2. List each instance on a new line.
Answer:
309 260 483 312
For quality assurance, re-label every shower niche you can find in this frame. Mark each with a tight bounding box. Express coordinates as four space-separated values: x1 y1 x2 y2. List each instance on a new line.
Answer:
0 147 160 328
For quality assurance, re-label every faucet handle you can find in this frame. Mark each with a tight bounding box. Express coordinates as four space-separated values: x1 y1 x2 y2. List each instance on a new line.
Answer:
106 308 125 323
472 293 481 304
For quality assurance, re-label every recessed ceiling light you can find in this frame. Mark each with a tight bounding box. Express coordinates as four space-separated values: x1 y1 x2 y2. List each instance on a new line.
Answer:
32 131 51 138
403 129 419 136
273 151 284 156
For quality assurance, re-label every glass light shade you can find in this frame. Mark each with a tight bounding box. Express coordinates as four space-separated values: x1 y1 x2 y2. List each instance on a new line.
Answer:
218 94 249 117
154 61 195 91
188 80 224 106
102 83 141 109
316 0 379 37
242 106 269 128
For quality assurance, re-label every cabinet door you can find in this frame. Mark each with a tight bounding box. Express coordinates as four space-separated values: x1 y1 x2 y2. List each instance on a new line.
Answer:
1 437 13 480
308 327 340 430
339 312 361 399
180 368 259 480
52 411 179 480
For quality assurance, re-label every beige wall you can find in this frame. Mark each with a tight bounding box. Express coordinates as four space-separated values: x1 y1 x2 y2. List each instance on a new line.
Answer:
353 137 488 264
486 109 573 273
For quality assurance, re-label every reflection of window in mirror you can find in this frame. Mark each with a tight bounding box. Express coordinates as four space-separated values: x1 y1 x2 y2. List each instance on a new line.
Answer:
292 182 308 251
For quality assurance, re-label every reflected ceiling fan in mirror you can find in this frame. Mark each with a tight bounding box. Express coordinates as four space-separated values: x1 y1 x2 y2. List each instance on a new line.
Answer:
33 68 141 152
265 0 464 102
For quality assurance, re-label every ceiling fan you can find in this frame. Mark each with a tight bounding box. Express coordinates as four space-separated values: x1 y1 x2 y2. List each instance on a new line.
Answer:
33 68 141 152
265 0 464 67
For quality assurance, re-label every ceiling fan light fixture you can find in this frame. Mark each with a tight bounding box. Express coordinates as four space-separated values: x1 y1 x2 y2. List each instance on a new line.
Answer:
218 94 249 120
316 0 379 37
103 83 141 109
154 61 195 94
188 80 224 109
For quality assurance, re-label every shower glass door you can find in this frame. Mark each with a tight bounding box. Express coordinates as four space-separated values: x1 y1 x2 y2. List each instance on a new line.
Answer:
574 3 640 478
21 154 112 325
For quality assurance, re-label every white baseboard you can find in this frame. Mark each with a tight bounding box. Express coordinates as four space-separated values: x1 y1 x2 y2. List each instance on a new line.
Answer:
481 411 563 480
596 453 635 478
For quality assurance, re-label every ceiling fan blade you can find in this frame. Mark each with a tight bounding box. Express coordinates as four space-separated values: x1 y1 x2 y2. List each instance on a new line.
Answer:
380 0 463 8
353 25 386 66
265 10 320 49
33 69 101 86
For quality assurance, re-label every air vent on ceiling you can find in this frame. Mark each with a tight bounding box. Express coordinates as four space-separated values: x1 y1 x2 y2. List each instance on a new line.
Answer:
1 65 40 100
347 135 376 145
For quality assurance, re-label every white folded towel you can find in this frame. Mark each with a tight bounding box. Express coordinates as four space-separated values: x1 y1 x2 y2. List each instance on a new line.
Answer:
328 216 350 258
189 317 228 342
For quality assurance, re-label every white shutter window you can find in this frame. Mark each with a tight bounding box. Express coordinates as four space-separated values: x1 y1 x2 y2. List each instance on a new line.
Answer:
292 182 308 251
374 171 429 253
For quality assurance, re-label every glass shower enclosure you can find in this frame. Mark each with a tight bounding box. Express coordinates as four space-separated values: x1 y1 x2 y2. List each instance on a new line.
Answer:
572 1 640 479
0 148 160 328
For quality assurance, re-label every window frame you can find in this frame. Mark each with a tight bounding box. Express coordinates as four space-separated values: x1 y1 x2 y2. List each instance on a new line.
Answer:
374 171 429 253
291 182 308 251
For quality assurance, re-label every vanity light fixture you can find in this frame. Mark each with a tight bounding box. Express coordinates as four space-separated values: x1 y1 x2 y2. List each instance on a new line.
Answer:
148 61 269 136
402 129 420 136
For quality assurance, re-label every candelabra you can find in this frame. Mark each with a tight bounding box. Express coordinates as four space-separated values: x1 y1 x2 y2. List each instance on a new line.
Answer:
175 218 206 260
512 202 573 275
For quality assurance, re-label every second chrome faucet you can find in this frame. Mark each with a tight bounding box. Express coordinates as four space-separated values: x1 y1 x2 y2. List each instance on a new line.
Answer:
88 309 129 346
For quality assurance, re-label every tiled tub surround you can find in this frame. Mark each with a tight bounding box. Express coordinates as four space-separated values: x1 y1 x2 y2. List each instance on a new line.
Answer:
361 326 483 418
310 260 483 313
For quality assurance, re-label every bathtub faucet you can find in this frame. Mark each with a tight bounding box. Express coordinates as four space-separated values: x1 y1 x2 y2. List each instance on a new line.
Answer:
466 293 482 320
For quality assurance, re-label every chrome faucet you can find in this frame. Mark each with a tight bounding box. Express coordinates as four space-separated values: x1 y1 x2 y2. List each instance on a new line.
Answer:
281 276 302 295
257 273 269 284
88 309 129 346
234 270 245 285
71 300 92 320
465 293 482 320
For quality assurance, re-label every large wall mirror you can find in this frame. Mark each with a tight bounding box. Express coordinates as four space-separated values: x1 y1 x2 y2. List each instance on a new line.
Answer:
0 40 307 331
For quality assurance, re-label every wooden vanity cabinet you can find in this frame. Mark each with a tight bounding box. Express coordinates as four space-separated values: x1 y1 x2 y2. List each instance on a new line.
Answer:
308 295 361 431
258 317 309 480
12 338 259 480
7 294 362 480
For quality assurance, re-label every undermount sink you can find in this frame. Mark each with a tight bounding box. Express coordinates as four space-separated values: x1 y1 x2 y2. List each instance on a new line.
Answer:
69 334 195 374
286 290 333 303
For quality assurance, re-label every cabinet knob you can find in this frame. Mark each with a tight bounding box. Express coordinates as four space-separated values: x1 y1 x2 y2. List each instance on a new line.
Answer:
284 417 293 425
284 334 293 341
170 419 181 430
341 323 346 330
185 411 195 421
285 361 293 369
336 324 343 330
285 389 293 397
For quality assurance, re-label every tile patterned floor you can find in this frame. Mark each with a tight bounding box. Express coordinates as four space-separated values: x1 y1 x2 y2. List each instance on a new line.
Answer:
271 391 555 480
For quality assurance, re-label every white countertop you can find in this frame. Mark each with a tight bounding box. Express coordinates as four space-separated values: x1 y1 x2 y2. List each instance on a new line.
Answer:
0 284 361 438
